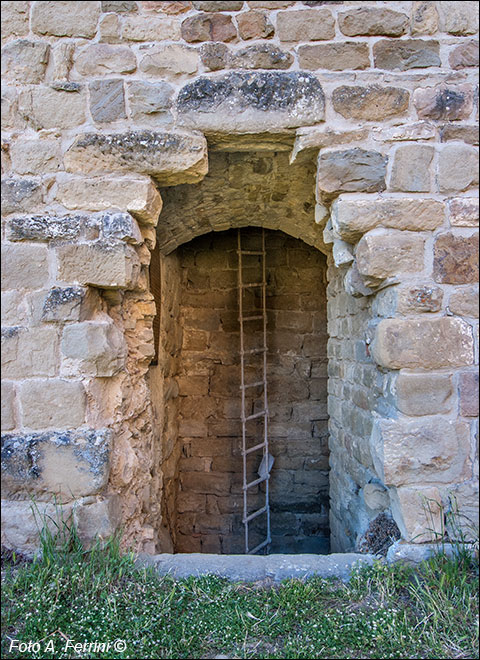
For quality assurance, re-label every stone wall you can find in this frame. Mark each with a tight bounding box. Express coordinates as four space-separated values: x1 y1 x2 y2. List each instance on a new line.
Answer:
1 1 478 555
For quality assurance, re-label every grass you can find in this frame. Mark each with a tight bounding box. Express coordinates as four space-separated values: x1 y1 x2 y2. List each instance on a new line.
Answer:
2 517 478 660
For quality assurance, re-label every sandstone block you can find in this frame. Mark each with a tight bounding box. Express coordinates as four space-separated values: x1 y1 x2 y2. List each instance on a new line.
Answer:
355 229 424 286
1 244 49 290
440 124 479 145
181 12 237 42
56 176 162 225
373 39 440 70
1 40 50 84
73 496 121 546
339 7 408 37
89 79 126 123
61 321 126 377
52 42 75 79
102 1 138 10
247 1 294 7
277 9 335 41
7 214 83 242
331 197 444 243
371 317 474 369
56 243 140 290
122 15 181 40
1 85 23 131
10 139 62 175
433 232 479 284
99 13 121 43
448 287 479 318
1 178 43 215
1 327 58 379
1 2 30 41
41 286 101 322
371 417 471 487
447 481 479 541
449 199 479 228
362 483 389 512
449 40 479 69
317 149 387 196
193 1 243 9
180 471 231 495
199 42 230 71
19 85 87 130
298 43 370 71
391 486 443 543
19 379 86 430
437 145 479 193
438 1 478 35
139 44 199 77
177 71 325 132
411 2 439 36
141 1 191 12
32 1 101 38
414 84 474 121
1 292 28 327
236 10 274 40
372 121 436 143
127 81 174 120
102 212 143 244
231 44 293 70
389 144 434 192
458 372 479 417
1 381 16 431
64 131 207 186
396 284 444 314
396 373 453 416
332 85 409 121
75 44 136 76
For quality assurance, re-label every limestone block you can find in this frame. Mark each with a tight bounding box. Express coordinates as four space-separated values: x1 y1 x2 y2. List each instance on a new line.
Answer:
181 12 237 42
331 197 444 243
317 149 387 196
1 291 29 326
371 417 471 487
448 286 479 318
127 81 174 121
231 44 293 70
449 198 479 227
1 244 49 290
449 40 479 70
390 486 443 542
1 178 43 215
332 239 354 267
122 15 181 40
192 1 243 9
371 318 474 369
1 2 30 41
139 44 199 77
439 124 479 145
10 139 62 175
18 85 87 130
236 10 274 40
414 84 474 121
75 44 136 76
298 43 370 71
61 320 126 377
142 0 191 11
73 496 121 546
1 85 24 131
177 71 325 132
356 230 424 286
373 39 440 70
89 79 126 123
332 86 409 121
437 1 478 35
52 42 75 80
64 131 208 186
372 121 436 142
411 2 439 36
99 13 122 43
56 243 140 290
437 145 479 193
396 284 444 314
110 435 139 487
343 262 375 298
291 127 368 163
41 286 101 322
6 214 83 242
339 8 408 36
1 429 111 500
447 481 479 541
1 381 16 431
102 1 138 10
1 327 58 379
433 233 479 284
389 144 434 192
396 373 453 416
1 40 50 84
32 1 102 38
458 372 479 417
19 379 86 430
56 176 162 225
362 482 389 512
276 9 335 41
102 212 143 244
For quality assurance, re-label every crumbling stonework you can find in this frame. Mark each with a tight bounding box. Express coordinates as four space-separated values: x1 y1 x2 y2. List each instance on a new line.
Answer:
1 1 478 556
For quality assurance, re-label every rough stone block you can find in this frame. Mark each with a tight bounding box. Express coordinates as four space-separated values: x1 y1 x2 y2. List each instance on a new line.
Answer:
449 198 479 227
1 85 24 131
73 496 121 546
51 41 75 79
438 1 478 35
1 2 30 40
9 139 62 175
1 178 43 215
139 44 199 77
396 284 444 314
362 483 389 512
102 1 138 11
449 40 479 69
32 1 101 38
373 39 440 70
332 85 409 121
437 145 479 193
414 84 474 121
192 1 243 9
236 10 274 40
1 40 50 84
331 197 444 243
75 44 136 76
1 382 16 431
19 379 86 430
89 79 126 123
339 7 408 36
1 244 49 290
64 131 208 186
356 229 425 286
56 176 162 225
41 286 100 323
458 372 479 417
231 44 293 70
411 1 439 36
181 12 237 42
391 486 443 542
1 428 111 500
102 212 143 244
127 81 174 120
6 214 83 242
1 327 58 379
317 149 387 196
390 144 434 192
122 15 181 40
433 233 479 284
371 318 474 369
18 85 87 130
447 481 479 541
177 71 325 132
448 286 479 318
56 243 140 290
277 9 334 41
440 124 479 145
298 43 370 71
61 320 126 377
396 373 453 416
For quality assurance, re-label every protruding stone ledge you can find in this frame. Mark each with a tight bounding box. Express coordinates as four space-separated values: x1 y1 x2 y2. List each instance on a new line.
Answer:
176 71 325 132
64 130 208 186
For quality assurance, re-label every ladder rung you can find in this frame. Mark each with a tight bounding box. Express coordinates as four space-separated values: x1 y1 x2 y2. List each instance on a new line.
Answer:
248 538 270 555
241 347 267 355
243 505 267 524
238 250 264 256
239 314 264 322
243 410 266 422
240 282 265 289
243 474 268 490
240 380 264 390
244 441 266 455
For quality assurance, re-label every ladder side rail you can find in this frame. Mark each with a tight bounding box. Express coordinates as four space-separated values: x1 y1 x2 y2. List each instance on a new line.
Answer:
237 229 249 554
261 228 271 548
